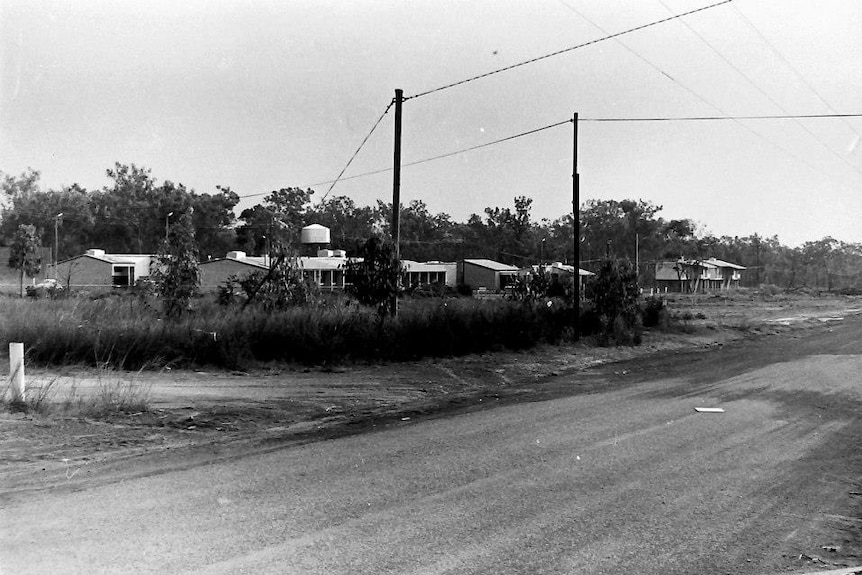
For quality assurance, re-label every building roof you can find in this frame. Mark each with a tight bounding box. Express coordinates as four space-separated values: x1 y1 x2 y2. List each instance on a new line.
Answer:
704 257 746 270
462 259 519 272
677 258 718 269
518 263 594 276
204 254 352 271
57 252 155 266
201 256 268 270
298 256 348 271
402 260 456 272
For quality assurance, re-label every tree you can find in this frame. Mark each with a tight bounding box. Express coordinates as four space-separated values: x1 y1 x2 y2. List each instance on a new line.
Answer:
92 163 237 257
481 196 535 264
151 209 200 317
9 224 42 297
192 185 239 260
345 236 401 318
306 195 375 250
228 255 319 311
0 179 95 260
374 199 455 262
586 258 641 345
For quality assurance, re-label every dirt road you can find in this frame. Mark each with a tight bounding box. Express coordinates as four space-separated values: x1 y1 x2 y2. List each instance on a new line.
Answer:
2 316 861 574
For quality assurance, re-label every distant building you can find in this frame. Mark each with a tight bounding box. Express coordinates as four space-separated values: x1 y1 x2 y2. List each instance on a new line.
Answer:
655 258 745 293
518 262 594 286
458 259 519 292
54 249 156 290
199 250 351 291
201 251 460 292
198 251 269 290
401 260 456 288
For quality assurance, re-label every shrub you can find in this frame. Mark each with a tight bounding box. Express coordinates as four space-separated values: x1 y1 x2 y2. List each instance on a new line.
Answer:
150 208 200 318
345 236 401 317
641 296 669 329
239 256 320 310
586 258 642 345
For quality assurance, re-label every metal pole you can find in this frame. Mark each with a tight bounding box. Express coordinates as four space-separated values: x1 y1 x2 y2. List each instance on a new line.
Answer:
391 88 403 316
573 112 580 337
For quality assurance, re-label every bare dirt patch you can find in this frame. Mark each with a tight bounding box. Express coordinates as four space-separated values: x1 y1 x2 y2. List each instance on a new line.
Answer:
2 293 861 500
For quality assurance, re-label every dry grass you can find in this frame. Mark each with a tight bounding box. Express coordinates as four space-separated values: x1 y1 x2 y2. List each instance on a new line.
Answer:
2 365 151 416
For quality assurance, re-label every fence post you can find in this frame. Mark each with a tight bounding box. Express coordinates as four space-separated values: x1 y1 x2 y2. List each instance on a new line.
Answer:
9 342 25 403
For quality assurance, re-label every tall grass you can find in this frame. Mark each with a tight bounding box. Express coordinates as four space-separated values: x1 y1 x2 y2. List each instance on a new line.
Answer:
0 294 578 370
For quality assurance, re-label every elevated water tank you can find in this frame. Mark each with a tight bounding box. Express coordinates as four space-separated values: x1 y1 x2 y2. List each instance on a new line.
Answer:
301 224 330 246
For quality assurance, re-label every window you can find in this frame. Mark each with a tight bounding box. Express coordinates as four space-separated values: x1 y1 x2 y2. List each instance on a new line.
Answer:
112 265 135 287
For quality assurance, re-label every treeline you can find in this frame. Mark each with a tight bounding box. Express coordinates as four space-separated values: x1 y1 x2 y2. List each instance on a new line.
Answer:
2 164 860 291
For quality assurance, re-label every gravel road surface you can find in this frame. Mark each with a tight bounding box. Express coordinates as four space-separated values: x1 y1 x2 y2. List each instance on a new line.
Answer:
2 320 861 574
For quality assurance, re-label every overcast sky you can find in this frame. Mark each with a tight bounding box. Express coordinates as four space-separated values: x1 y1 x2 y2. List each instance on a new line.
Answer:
2 0 860 247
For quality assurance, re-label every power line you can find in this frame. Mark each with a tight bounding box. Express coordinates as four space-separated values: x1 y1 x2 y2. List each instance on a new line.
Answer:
236 120 573 200
549 0 844 189
582 112 862 122
320 99 395 203
555 0 710 101
729 3 861 140
656 0 862 180
231 112 862 201
404 0 734 100
400 120 572 168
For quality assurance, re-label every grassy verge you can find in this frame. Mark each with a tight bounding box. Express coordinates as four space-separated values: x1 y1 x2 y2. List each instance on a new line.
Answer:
0 294 578 370
2 366 151 416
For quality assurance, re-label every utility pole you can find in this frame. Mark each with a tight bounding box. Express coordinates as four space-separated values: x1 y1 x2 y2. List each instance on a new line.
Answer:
53 213 62 278
572 112 580 337
391 88 404 316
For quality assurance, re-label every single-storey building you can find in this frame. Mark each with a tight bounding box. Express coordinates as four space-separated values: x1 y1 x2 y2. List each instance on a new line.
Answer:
458 259 519 292
517 262 595 294
54 249 156 290
655 258 745 293
401 260 456 288
198 251 269 290
199 250 352 291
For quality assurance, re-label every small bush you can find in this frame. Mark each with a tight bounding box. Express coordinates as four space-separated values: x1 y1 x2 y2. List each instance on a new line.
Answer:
586 258 642 346
641 296 669 329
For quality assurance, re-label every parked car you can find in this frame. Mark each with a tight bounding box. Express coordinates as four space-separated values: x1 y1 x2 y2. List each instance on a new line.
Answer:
26 278 64 299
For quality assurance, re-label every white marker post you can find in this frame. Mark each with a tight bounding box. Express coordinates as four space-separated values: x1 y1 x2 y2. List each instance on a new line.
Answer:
9 342 25 403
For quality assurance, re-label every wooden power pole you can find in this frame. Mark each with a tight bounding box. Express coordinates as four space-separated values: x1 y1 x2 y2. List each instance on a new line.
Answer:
573 112 580 337
391 88 404 316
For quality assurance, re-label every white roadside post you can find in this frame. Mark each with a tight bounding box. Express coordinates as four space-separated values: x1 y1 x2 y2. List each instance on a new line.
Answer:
9 342 25 403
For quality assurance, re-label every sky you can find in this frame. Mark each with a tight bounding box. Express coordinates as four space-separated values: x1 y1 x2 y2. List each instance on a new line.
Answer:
1 0 861 248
